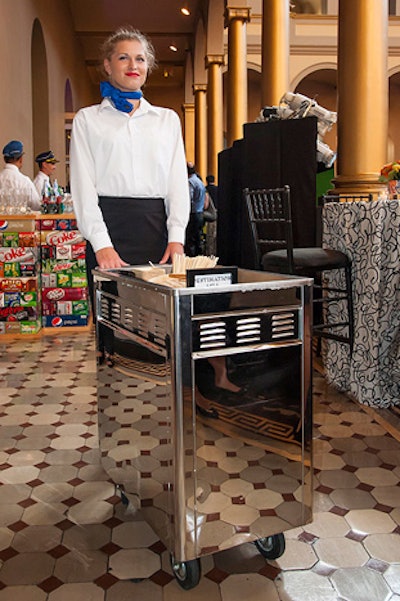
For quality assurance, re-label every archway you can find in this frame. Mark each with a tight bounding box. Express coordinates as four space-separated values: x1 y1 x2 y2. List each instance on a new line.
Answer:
64 79 73 187
294 68 337 151
389 71 400 161
31 19 49 173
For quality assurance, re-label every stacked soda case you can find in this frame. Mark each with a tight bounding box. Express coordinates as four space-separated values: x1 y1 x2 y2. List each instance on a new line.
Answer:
0 217 41 334
40 217 89 328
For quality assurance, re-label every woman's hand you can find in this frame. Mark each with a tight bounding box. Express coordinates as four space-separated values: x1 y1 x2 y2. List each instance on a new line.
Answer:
95 247 129 269
159 242 184 264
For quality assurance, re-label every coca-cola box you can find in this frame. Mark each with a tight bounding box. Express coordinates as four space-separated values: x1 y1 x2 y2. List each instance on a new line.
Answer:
40 230 84 246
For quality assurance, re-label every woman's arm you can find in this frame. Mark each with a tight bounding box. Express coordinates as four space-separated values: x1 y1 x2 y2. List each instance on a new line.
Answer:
70 110 113 253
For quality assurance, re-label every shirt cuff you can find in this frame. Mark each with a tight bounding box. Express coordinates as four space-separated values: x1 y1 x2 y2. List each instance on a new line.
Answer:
91 232 114 253
168 226 186 245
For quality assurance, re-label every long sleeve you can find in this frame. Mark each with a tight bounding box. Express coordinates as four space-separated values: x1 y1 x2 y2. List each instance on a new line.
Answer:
70 109 113 252
164 111 190 244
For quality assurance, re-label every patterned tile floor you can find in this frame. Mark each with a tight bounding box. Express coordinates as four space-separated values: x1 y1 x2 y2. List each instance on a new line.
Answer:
0 330 399 601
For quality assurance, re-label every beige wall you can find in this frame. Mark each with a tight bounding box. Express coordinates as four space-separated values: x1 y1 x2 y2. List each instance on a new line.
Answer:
0 0 93 186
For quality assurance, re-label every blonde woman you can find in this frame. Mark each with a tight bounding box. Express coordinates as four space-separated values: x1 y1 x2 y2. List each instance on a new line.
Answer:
70 26 190 289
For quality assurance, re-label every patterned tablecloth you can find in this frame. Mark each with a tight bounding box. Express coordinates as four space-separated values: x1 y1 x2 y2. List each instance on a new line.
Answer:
322 198 400 408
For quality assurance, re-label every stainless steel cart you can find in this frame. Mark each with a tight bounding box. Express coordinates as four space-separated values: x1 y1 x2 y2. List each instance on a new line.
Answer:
94 266 313 589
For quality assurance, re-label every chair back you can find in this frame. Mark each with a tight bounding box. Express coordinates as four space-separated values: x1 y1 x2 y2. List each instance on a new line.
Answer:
243 186 294 271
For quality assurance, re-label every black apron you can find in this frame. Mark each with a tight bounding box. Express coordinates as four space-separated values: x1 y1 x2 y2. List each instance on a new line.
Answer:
86 196 167 291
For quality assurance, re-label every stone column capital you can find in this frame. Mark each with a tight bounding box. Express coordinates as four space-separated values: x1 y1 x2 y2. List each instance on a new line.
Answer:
224 7 251 27
192 83 208 94
205 54 225 69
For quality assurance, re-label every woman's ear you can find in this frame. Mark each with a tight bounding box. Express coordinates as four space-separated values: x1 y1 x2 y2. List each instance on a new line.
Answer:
104 59 111 76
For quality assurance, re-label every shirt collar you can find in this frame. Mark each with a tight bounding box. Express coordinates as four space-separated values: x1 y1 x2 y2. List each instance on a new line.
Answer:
99 96 161 117
4 164 19 173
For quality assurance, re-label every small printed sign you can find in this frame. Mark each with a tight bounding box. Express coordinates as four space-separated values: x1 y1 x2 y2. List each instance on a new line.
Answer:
186 267 238 288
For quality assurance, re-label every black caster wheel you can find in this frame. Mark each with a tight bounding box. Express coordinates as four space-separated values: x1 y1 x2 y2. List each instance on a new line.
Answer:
254 533 285 560
170 555 201 590
120 491 129 506
116 485 130 506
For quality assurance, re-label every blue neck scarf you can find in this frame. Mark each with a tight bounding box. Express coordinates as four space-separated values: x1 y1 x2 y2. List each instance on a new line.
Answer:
100 81 142 113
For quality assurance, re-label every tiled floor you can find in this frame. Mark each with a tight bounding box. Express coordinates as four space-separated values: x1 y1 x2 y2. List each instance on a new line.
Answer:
0 330 399 601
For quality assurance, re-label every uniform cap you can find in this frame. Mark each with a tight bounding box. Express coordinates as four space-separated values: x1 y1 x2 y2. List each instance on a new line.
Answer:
2 140 24 159
35 150 59 164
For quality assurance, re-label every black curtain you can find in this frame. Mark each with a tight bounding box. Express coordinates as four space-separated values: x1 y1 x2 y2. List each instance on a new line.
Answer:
217 117 318 268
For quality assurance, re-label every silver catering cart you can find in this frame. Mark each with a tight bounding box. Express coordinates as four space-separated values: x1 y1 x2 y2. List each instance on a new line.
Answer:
93 266 313 589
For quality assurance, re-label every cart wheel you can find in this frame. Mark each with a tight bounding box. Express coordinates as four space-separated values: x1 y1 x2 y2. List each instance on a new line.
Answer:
170 555 201 590
120 491 129 506
254 533 285 560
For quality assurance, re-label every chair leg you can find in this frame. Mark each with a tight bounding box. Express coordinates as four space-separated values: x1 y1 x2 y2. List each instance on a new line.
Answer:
344 265 354 356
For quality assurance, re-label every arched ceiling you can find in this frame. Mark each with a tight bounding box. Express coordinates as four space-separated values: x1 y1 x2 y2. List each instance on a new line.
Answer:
67 0 204 88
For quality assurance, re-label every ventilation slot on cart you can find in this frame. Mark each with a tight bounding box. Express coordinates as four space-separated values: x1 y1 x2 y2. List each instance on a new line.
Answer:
123 307 135 329
236 317 261 344
199 321 227 349
271 312 296 339
110 301 121 325
136 309 167 348
99 295 167 351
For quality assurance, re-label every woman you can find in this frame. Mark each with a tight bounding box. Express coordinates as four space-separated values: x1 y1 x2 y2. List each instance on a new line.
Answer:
70 26 190 283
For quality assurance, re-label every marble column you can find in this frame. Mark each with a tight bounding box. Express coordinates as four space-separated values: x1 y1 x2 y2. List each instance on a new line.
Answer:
225 7 251 146
333 0 388 194
182 102 195 164
193 84 208 181
205 54 224 181
261 0 290 106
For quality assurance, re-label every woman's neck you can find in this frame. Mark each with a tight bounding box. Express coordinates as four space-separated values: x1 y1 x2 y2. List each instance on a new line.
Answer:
128 98 141 115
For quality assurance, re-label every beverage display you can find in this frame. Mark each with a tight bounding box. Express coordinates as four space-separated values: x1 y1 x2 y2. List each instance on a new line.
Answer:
0 209 90 335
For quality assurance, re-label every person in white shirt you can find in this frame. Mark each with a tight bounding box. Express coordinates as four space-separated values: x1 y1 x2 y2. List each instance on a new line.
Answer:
0 140 41 211
33 150 59 197
70 26 190 284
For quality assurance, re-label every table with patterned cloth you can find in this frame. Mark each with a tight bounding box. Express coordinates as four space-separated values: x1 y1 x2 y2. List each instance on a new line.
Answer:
322 197 400 408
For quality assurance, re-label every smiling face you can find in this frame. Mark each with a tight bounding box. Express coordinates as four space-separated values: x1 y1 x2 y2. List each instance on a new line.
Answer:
104 39 148 93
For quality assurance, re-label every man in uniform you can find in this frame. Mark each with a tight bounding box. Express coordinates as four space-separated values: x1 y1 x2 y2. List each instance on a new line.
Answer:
33 150 59 197
0 140 41 210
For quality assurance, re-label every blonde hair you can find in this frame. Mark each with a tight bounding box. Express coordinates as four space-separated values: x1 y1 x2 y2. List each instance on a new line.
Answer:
101 26 157 74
